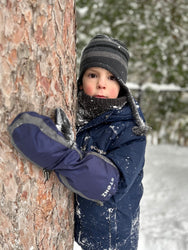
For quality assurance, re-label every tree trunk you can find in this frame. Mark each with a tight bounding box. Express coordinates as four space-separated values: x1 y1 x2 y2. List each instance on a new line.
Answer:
0 0 76 249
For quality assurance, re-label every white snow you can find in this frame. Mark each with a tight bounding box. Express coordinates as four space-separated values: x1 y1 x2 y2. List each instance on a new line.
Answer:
127 82 188 92
74 144 188 250
138 144 188 250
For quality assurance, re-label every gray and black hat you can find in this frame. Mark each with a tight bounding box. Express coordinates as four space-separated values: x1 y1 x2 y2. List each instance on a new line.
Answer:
77 34 150 135
77 34 129 90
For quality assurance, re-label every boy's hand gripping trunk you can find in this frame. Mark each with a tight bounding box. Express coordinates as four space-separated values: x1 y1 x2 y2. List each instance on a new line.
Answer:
8 112 119 203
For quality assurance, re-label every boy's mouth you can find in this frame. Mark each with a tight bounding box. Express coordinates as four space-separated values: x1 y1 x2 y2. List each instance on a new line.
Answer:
94 95 107 99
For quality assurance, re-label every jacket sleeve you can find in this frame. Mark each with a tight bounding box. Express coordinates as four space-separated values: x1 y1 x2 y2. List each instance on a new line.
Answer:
8 112 119 203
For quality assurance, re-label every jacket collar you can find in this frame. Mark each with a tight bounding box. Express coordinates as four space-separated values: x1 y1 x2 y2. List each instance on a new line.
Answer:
77 104 133 133
76 91 127 128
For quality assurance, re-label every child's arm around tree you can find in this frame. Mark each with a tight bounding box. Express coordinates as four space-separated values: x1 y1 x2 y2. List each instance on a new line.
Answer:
8 109 120 204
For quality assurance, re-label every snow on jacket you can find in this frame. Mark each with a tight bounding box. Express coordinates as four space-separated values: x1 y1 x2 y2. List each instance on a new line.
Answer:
8 103 146 250
75 104 146 250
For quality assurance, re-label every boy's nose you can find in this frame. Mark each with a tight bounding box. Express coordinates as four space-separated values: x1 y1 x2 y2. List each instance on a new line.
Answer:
97 77 106 89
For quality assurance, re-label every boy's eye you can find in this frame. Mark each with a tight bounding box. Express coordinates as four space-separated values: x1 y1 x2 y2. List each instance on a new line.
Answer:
109 75 117 81
88 73 97 78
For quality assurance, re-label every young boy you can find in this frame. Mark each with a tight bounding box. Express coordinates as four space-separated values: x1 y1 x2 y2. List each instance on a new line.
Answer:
8 35 149 249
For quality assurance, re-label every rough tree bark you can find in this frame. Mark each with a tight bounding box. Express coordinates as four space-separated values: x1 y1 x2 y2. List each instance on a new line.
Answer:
0 0 76 249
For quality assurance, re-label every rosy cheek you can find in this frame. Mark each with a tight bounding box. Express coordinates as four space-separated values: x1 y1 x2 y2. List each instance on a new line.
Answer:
83 86 94 96
109 88 119 98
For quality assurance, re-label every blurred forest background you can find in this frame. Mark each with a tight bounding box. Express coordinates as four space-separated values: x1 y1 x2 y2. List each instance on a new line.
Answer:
75 0 188 146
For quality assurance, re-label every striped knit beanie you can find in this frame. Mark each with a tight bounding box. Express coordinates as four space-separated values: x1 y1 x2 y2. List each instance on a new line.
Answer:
77 34 129 90
77 34 150 135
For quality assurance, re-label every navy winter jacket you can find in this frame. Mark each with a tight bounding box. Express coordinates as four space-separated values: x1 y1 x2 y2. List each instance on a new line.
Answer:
75 104 146 250
8 104 146 250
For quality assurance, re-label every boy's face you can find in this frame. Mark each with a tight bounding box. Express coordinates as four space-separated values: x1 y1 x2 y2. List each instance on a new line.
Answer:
80 67 120 99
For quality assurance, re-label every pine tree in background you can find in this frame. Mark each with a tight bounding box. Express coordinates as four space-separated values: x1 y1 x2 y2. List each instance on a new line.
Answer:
76 0 187 87
76 0 188 145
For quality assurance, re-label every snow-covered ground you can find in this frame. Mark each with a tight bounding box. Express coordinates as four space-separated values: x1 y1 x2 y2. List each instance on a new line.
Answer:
74 144 188 250
138 144 188 250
